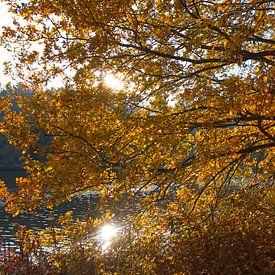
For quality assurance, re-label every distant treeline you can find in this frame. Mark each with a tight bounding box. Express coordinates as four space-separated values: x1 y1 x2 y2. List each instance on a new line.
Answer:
0 86 34 170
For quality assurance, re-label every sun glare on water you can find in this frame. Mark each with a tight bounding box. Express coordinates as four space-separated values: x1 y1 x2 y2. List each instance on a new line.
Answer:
99 224 118 252
100 224 117 241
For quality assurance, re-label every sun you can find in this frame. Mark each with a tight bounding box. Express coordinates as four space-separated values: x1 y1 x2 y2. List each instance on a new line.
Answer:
103 72 124 90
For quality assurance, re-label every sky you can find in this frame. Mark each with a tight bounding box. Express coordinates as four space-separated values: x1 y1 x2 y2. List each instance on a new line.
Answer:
0 3 67 88
0 2 125 90
0 2 14 87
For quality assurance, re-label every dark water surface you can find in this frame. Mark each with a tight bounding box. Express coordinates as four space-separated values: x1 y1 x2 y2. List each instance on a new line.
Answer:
0 169 99 250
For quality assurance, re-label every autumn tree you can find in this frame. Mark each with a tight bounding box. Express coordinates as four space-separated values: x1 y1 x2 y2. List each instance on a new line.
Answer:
0 0 274 273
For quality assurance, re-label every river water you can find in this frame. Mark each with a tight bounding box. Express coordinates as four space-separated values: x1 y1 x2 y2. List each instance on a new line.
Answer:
0 169 99 250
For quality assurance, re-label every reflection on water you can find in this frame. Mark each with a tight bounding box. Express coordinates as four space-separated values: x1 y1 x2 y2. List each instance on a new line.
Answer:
0 169 99 250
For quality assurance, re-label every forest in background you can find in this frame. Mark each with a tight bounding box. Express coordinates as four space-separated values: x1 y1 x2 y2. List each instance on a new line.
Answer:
0 88 33 171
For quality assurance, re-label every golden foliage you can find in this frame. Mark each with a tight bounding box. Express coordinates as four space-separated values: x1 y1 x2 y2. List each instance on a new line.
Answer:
0 0 274 273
